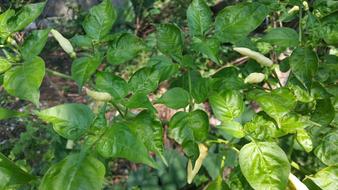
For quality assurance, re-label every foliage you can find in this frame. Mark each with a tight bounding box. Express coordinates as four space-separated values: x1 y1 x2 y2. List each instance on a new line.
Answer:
0 0 337 189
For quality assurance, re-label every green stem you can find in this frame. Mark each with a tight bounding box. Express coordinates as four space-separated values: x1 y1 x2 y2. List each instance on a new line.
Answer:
287 135 295 160
187 70 194 112
111 102 125 118
46 68 72 80
298 6 303 43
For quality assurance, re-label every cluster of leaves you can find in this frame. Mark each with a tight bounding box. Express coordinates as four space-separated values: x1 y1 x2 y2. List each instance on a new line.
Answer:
0 0 337 189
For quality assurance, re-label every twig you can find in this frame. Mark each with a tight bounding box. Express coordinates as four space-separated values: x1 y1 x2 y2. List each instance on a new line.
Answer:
46 68 72 80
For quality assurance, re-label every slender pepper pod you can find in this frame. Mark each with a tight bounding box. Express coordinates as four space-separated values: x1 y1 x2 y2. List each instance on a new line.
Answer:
187 144 208 184
288 173 309 190
85 88 112 102
233 47 273 67
244 72 265 84
50 29 76 58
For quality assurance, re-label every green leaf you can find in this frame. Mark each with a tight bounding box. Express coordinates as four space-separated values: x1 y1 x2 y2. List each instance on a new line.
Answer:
21 29 50 60
217 120 245 139
168 110 209 144
308 166 338 190
239 142 290 190
126 93 156 113
156 24 183 62
95 72 128 101
289 84 314 103
127 111 167 165
0 153 35 189
187 0 212 36
209 90 244 121
0 9 15 39
244 115 277 141
37 103 95 140
0 107 26 120
191 37 220 64
157 87 190 109
39 153 105 190
70 35 92 49
261 27 299 47
71 54 102 88
206 176 231 190
314 130 338 166
82 0 116 40
280 113 309 133
296 129 313 153
215 2 269 43
3 56 45 106
248 88 296 125
289 48 318 89
191 75 211 103
107 33 145 65
96 122 157 168
8 2 45 32
148 56 179 82
129 67 160 94
311 98 335 127
0 56 11 73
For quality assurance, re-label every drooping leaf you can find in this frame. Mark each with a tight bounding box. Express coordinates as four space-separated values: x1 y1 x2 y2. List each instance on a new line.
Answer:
82 0 116 40
39 153 105 190
71 54 102 88
157 87 190 109
187 0 212 36
107 33 145 65
191 37 220 64
261 27 299 47
215 2 269 43
0 153 35 189
314 130 338 166
21 29 50 60
129 67 160 94
8 2 46 32
168 110 209 144
96 122 157 168
156 24 183 62
289 48 318 89
3 56 45 106
37 103 95 140
95 72 128 101
308 166 338 190
239 142 290 190
209 90 244 121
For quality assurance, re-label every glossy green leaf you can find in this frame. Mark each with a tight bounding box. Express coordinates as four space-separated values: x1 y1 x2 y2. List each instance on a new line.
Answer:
217 120 245 138
209 90 244 121
289 48 318 89
82 0 116 40
215 2 269 42
71 54 102 88
244 115 277 141
187 0 212 36
0 56 11 73
3 56 45 106
311 98 335 127
96 122 157 168
314 130 338 166
70 35 92 49
127 111 166 165
157 87 190 109
191 75 211 103
148 55 179 82
239 142 290 190
0 107 26 120
249 88 296 125
261 27 299 47
129 67 160 94
168 110 209 144
21 29 50 60
296 129 313 153
156 24 183 61
308 166 338 190
8 2 45 32
107 33 145 65
0 152 35 188
37 103 95 140
191 37 220 64
280 113 309 133
40 153 105 190
289 84 314 103
0 9 15 39
95 72 128 101
126 93 156 113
